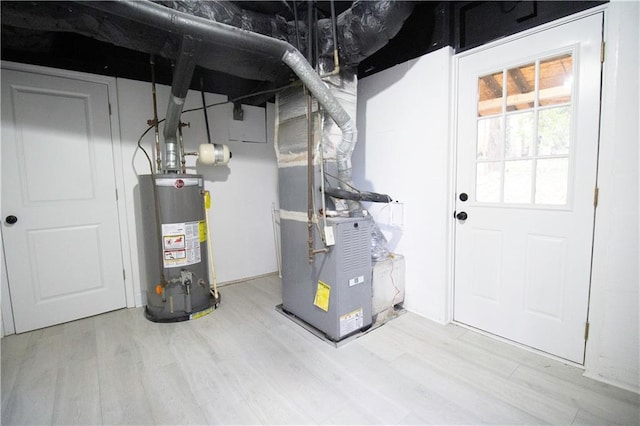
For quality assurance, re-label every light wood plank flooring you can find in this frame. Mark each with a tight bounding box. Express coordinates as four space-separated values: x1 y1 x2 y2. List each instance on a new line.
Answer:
2 275 639 425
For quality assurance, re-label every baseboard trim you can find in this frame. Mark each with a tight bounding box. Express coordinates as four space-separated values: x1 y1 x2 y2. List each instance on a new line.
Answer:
218 271 281 287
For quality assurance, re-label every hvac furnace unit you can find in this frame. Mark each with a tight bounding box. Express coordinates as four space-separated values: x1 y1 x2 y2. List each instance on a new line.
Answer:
281 216 373 341
139 174 216 322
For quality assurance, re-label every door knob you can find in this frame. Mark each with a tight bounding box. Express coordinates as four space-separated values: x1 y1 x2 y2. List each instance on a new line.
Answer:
456 211 468 221
5 215 18 224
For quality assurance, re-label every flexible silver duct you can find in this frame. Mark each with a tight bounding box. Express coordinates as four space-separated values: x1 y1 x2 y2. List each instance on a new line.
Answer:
83 0 359 206
280 50 359 211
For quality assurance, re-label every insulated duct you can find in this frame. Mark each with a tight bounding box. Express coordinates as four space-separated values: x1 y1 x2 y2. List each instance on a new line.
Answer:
83 0 360 205
3 2 414 90
158 1 415 67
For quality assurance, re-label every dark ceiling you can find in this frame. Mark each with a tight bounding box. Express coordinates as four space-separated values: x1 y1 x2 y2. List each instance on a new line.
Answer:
1 0 449 105
1 1 605 106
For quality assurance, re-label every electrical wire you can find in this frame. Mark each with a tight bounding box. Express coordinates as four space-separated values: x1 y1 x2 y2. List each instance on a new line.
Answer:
182 82 300 115
387 255 401 312
323 170 362 193
136 122 161 175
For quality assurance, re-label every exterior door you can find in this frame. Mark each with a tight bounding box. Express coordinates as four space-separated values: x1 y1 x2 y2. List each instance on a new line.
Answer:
453 14 602 363
1 69 126 333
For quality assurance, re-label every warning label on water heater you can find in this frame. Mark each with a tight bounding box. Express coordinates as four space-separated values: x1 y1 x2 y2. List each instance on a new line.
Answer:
162 222 201 268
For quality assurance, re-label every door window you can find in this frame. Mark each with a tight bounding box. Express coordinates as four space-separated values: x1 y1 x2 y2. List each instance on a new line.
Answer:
475 53 573 206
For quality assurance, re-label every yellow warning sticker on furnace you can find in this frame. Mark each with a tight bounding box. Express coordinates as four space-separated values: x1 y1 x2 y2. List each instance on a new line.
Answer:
199 221 207 242
314 280 330 312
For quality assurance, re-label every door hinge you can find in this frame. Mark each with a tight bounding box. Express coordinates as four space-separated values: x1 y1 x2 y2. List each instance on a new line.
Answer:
601 41 605 63
115 189 119 201
594 187 599 207
584 322 590 341
109 103 112 115
123 268 126 281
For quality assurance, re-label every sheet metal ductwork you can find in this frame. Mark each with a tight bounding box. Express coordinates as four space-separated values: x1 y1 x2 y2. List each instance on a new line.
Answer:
79 1 412 207
4 2 414 176
159 1 415 67
82 0 362 185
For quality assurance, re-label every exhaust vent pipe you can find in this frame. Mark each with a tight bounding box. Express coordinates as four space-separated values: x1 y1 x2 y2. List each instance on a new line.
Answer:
164 35 201 172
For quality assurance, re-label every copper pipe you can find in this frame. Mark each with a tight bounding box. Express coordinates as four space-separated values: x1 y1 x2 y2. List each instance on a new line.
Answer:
307 91 315 263
150 55 162 173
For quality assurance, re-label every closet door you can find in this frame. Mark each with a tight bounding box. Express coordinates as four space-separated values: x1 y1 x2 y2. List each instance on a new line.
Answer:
1 69 126 332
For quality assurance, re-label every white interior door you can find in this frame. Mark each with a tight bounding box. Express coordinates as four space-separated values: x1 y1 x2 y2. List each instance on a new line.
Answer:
1 69 126 333
453 14 602 363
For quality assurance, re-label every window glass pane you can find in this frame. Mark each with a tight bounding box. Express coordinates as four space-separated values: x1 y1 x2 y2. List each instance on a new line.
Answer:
505 112 534 158
535 158 569 205
504 160 532 203
477 117 503 160
478 71 503 117
538 106 570 156
539 54 572 106
476 162 501 202
507 62 535 111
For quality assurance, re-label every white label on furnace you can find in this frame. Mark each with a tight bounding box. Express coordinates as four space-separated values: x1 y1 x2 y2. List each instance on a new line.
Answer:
162 221 201 268
324 226 335 246
348 275 365 287
339 308 363 337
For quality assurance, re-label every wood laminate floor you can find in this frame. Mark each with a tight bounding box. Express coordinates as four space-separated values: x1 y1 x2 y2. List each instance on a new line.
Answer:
2 275 638 425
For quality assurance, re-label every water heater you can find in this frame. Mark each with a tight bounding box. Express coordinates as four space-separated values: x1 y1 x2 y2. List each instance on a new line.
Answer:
139 174 216 322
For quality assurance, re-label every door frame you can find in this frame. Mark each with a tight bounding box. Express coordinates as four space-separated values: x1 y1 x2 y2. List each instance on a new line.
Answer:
0 61 136 335
446 5 608 356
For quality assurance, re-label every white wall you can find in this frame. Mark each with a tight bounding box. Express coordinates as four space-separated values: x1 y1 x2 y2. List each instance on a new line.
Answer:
116 78 278 306
354 47 453 323
584 1 639 393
